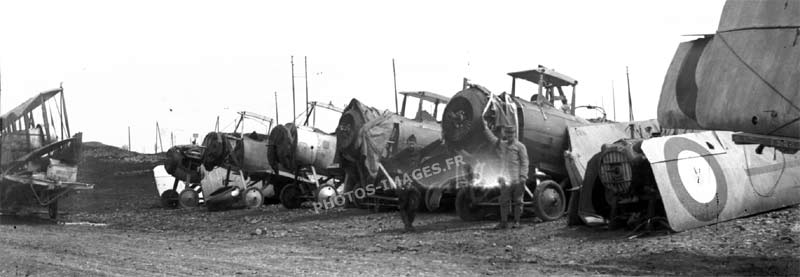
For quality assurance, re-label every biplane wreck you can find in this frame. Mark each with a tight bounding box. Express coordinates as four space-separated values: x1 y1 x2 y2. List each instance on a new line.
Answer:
440 67 595 221
657 0 799 152
565 0 800 232
0 87 91 219
158 111 273 210
334 91 448 210
268 101 343 209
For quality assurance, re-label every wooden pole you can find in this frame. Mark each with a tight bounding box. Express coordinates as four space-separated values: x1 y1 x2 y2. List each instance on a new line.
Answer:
291 56 296 124
612 80 616 121
626 66 634 121
304 56 309 118
274 91 279 124
392 59 399 114
128 126 131 151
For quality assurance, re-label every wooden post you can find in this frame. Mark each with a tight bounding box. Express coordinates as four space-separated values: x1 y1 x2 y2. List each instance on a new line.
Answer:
274 91 279 123
612 80 616 121
291 56 296 124
128 126 131 151
393 59 399 114
305 56 309 118
626 66 634 122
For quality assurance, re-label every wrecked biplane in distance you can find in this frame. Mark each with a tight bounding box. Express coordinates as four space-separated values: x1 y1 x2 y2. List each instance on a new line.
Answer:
0 87 91 219
268 101 344 209
334 91 448 210
442 66 597 221
565 0 800 232
158 111 272 210
196 111 275 211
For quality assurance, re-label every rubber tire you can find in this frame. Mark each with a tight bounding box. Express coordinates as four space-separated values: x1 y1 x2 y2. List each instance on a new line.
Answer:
243 187 263 209
532 180 567 221
425 188 444 212
455 187 487 221
160 189 180 208
179 189 200 208
280 183 303 209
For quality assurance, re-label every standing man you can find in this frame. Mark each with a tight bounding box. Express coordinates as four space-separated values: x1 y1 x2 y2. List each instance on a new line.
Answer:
496 124 529 229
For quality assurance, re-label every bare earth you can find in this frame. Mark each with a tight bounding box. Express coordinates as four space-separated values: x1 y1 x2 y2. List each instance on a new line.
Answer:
1 143 798 276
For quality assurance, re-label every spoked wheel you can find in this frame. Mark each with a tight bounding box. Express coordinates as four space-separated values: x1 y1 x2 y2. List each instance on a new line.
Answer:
455 187 487 221
243 188 263 209
532 180 566 221
280 183 303 209
160 189 180 208
179 189 200 208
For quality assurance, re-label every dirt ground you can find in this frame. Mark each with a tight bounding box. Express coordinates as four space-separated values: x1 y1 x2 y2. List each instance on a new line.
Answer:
1 142 798 276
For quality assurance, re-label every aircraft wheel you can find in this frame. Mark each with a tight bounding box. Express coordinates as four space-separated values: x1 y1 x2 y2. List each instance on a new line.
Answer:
425 188 444 212
280 183 303 209
160 189 179 208
179 189 200 208
243 188 263 209
316 184 338 203
455 187 486 221
532 180 566 221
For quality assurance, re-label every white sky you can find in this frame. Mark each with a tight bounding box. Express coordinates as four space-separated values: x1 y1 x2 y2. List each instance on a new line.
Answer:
0 0 725 153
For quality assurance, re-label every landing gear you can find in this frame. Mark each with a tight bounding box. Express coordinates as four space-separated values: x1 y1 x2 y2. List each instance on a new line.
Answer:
280 183 303 209
179 189 200 208
454 177 569 222
160 189 179 208
455 187 488 221
531 180 566 221
243 187 263 209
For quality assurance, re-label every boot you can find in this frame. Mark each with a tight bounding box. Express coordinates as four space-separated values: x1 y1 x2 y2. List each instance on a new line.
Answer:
512 204 523 228
495 204 509 229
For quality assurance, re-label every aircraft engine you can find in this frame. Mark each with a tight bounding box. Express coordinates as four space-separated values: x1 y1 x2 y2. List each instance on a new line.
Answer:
164 144 203 183
268 123 336 175
442 86 590 177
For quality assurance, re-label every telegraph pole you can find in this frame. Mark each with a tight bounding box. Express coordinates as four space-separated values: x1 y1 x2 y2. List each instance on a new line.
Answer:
392 59 399 114
626 66 634 121
127 126 131 151
274 91 279 123
612 80 616 121
304 56 309 118
291 56 296 124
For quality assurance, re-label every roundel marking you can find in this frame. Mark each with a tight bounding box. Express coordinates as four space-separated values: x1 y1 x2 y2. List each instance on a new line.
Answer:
676 150 717 203
664 137 727 222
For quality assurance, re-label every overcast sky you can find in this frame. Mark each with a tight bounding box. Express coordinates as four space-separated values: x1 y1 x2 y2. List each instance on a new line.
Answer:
0 0 726 153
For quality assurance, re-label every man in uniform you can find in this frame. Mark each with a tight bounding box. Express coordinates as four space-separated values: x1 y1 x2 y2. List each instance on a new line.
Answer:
396 136 423 232
496 124 529 229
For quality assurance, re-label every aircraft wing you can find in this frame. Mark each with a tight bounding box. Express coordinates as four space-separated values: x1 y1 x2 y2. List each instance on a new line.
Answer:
640 131 800 231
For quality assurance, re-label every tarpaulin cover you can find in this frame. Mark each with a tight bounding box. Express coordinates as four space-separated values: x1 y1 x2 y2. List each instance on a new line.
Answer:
658 0 800 138
357 111 407 178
